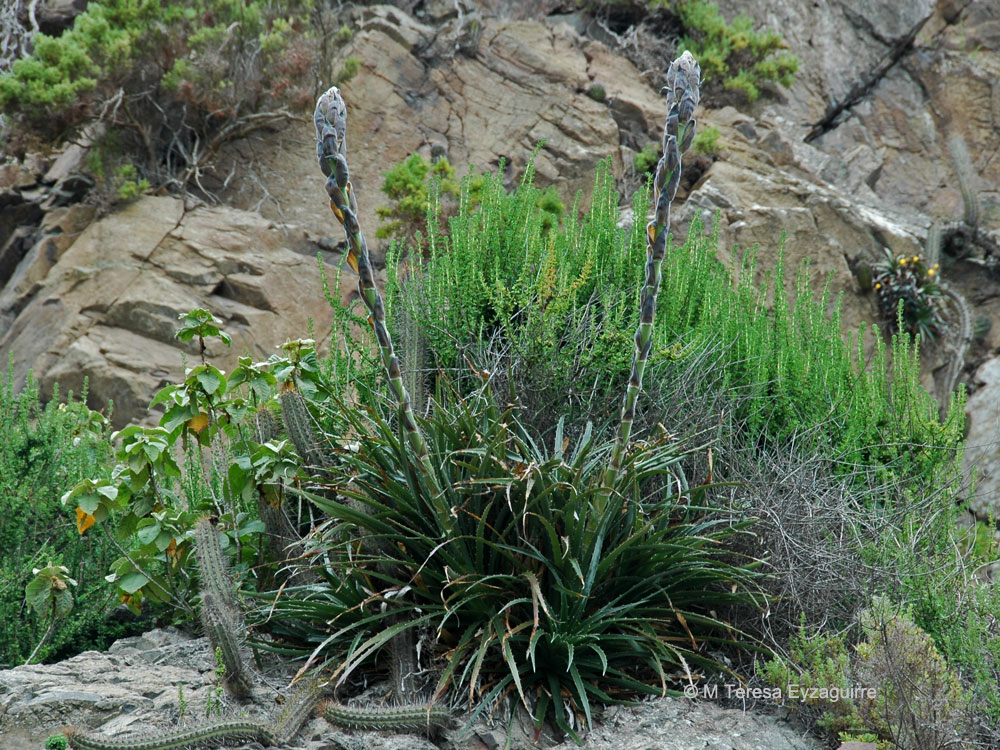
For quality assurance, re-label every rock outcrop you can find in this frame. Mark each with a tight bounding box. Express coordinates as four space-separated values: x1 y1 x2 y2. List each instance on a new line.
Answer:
0 194 348 427
213 4 666 251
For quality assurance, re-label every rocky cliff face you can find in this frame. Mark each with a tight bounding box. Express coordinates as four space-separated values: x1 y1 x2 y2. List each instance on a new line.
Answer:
0 192 348 428
6 0 997 507
2 2 999 747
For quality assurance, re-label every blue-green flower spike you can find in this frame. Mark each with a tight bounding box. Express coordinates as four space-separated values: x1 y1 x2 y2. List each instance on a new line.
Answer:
601 52 701 505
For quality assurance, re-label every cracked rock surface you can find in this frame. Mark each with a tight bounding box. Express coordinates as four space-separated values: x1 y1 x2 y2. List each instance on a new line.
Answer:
0 195 352 428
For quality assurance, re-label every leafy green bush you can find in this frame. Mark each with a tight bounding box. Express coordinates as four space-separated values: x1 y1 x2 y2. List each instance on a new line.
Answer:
0 369 129 667
261 381 761 740
668 0 799 101
59 312 320 618
0 0 327 191
386 160 963 485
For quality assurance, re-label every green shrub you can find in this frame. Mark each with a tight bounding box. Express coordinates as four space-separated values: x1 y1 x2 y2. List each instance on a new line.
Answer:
854 598 970 750
334 55 361 85
634 142 660 176
762 596 980 748
0 0 329 191
0 368 128 667
668 0 799 101
759 620 869 737
386 160 963 486
375 153 460 241
907 565 1000 738
692 124 721 155
587 82 607 102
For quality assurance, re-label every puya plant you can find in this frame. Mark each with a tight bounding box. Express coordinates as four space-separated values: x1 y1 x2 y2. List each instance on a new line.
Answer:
271 59 760 742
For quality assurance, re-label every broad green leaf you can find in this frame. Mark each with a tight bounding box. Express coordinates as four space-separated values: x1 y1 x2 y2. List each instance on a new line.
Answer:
118 572 150 595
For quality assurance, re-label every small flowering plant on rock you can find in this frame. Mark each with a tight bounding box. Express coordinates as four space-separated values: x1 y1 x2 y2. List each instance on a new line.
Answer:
871 248 945 343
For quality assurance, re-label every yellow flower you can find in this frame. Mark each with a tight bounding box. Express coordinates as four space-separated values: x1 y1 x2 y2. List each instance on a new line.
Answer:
898 257 907 265
874 282 882 290
912 255 920 262
927 268 936 276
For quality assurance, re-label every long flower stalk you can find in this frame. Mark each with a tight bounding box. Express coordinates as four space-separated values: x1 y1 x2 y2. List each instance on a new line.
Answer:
599 52 702 507
313 87 436 482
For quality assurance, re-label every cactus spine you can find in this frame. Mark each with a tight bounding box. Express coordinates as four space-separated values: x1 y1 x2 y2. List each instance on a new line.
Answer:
396 288 428 419
200 593 253 700
273 678 325 744
600 52 701 507
935 281 972 420
193 518 239 618
280 388 330 474
949 135 979 231
253 403 280 443
321 701 451 731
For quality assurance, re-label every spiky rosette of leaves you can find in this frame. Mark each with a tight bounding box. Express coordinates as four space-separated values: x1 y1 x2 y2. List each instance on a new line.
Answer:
871 248 946 342
257 385 761 742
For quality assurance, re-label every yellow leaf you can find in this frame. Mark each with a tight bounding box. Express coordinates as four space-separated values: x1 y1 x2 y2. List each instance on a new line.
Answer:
675 610 698 651
166 538 179 566
188 413 210 433
76 507 96 535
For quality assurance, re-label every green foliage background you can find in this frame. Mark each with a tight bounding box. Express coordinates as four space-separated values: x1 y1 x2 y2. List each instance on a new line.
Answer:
0 371 138 667
386 161 963 485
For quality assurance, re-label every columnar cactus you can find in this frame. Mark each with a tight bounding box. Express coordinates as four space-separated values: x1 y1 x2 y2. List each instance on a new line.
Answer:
321 701 451 731
601 51 702 502
193 518 252 700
